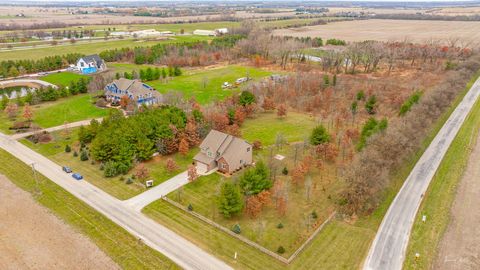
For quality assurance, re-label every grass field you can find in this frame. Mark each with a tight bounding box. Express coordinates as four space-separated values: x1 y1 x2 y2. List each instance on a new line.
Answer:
149 65 272 104
0 94 109 131
274 19 480 43
0 149 178 270
0 35 212 61
404 74 480 269
40 72 88 86
241 111 318 145
21 128 198 200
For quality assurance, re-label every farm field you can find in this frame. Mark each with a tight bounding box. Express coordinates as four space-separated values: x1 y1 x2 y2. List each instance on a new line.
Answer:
0 35 212 61
0 149 178 270
21 128 198 200
0 175 118 270
149 65 273 104
274 19 480 43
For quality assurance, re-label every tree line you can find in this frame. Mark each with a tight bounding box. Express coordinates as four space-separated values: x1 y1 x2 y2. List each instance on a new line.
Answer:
0 53 82 78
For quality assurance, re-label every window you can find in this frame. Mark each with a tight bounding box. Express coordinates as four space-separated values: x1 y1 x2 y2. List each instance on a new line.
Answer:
247 147 251 152
240 159 243 164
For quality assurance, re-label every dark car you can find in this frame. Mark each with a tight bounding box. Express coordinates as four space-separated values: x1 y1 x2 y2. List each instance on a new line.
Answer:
72 173 83 180
62 166 72 173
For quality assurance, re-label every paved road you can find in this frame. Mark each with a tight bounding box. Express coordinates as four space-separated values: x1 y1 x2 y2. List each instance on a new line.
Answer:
124 171 189 211
0 133 232 270
11 118 103 140
364 77 480 270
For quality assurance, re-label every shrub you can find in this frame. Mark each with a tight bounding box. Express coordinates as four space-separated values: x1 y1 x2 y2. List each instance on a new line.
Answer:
277 223 284 229
277 246 285 254
125 178 133 184
80 149 89 161
282 167 288 175
232 224 241 234
73 151 78 157
310 125 331 145
311 211 318 219
365 95 377 114
187 204 193 211
65 144 71 153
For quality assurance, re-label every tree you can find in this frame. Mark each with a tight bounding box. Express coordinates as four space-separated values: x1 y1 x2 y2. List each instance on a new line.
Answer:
218 181 244 218
365 95 377 114
356 90 365 101
239 160 271 195
178 138 189 156
22 103 33 122
120 95 130 108
4 103 18 119
351 101 358 122
185 119 200 147
165 158 178 173
65 144 71 153
245 196 262 218
135 164 150 180
291 163 307 187
187 165 198 182
277 103 287 118
310 125 331 145
262 96 276 111
239 91 256 106
234 107 246 125
80 149 89 161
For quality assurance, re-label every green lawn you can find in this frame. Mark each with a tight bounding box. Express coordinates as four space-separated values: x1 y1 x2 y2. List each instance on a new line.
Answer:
0 149 178 270
241 111 318 145
404 74 480 269
0 35 212 61
149 65 272 104
109 63 160 74
32 94 109 128
40 72 88 86
21 128 197 200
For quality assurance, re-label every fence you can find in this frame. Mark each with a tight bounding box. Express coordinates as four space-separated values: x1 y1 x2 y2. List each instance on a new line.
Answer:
162 196 336 264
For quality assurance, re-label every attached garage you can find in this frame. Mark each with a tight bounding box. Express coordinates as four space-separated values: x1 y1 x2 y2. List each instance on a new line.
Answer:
196 162 208 174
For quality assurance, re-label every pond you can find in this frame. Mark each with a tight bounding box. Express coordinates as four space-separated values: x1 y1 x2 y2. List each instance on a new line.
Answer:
0 86 36 99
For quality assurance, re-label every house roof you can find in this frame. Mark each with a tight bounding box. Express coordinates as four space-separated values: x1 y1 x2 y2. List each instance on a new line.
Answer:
79 54 104 68
195 130 251 165
106 78 162 100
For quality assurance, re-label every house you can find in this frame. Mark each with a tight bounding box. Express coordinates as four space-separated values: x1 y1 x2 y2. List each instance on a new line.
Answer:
104 78 163 107
193 29 217 36
194 130 253 174
132 29 162 38
76 54 106 74
215 28 229 35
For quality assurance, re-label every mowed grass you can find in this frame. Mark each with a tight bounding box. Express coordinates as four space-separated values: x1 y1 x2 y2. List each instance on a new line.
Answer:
149 65 272 104
21 128 197 200
0 35 212 61
0 149 178 270
404 74 480 269
241 111 318 145
31 94 109 128
40 72 88 86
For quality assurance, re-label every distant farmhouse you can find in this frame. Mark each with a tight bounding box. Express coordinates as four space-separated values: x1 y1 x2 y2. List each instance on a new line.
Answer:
194 130 252 174
105 78 163 107
76 54 106 74
193 28 229 37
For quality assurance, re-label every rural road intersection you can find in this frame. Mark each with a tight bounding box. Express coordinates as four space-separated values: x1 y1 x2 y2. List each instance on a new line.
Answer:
364 77 480 270
0 133 232 270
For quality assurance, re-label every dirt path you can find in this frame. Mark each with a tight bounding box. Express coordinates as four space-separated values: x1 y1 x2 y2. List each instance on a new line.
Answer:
0 175 119 270
434 132 480 270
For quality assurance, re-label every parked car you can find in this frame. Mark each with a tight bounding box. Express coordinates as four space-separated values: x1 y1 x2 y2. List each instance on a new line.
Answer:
235 77 249 85
221 82 232 89
72 173 83 180
62 166 72 173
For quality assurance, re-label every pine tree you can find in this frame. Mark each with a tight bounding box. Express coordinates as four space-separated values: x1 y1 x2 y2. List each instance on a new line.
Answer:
218 182 244 218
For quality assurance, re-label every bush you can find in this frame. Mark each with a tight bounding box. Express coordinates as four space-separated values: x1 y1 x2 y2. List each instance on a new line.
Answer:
125 178 133 184
277 246 285 254
310 125 331 145
187 204 193 211
311 211 318 219
73 151 78 157
99 163 105 170
232 224 241 234
65 144 71 153
277 223 284 229
365 95 377 114
80 149 89 161
282 167 288 175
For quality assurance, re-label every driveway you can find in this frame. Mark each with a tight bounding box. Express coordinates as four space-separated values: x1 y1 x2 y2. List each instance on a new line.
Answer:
0 133 232 270
124 171 189 211
364 77 480 270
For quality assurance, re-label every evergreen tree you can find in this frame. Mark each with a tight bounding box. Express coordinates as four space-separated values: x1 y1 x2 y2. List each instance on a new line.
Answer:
218 182 244 218
310 125 331 145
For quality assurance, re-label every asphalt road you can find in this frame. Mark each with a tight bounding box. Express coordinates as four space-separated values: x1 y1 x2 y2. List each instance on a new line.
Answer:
364 77 480 270
0 133 232 270
10 118 103 140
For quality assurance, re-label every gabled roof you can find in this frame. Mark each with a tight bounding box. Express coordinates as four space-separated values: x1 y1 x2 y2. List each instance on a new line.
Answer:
80 54 103 64
106 78 162 100
195 130 251 164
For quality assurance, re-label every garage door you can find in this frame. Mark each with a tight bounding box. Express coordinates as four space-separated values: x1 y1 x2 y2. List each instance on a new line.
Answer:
196 162 208 174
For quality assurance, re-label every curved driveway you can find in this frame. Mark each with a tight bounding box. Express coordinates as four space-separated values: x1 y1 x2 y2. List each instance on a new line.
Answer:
364 77 480 270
